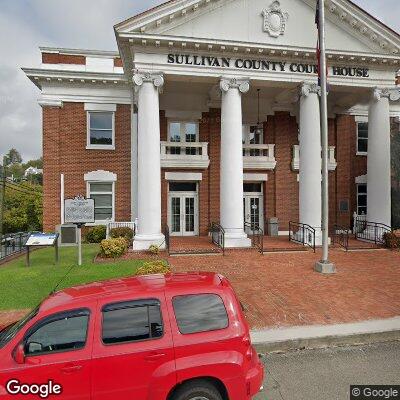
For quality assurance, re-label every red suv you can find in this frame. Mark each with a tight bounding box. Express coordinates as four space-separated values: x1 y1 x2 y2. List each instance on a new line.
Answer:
0 272 263 399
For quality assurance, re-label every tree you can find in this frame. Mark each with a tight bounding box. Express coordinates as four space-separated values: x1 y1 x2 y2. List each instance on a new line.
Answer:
5 148 22 165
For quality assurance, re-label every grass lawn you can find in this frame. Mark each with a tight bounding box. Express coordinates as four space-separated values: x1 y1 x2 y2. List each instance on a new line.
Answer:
0 244 147 311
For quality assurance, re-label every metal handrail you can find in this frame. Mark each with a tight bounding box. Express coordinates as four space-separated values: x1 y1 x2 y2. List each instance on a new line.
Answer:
289 221 316 252
0 232 30 261
332 224 350 251
163 225 170 256
210 222 225 255
354 219 392 245
244 222 264 254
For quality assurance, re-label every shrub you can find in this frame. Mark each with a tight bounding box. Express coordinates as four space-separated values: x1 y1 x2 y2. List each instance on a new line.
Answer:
110 227 134 245
85 225 106 243
100 237 128 258
148 244 160 255
383 231 400 249
136 260 170 275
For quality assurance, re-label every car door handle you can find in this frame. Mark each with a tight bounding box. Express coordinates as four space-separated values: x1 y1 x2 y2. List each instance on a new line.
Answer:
144 353 166 361
61 364 82 373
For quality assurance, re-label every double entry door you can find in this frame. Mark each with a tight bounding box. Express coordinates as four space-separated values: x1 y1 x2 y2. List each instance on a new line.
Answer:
243 183 264 234
168 182 198 236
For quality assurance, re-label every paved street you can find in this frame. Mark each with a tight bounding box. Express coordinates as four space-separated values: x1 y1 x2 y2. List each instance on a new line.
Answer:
256 341 400 400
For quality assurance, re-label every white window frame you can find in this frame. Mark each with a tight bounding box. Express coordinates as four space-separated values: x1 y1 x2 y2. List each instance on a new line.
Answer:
167 120 199 143
355 116 368 156
84 170 117 225
356 183 367 216
242 124 264 157
86 111 115 150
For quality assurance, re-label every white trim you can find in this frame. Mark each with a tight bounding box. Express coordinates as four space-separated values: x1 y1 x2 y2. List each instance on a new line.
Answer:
38 99 63 108
165 172 202 181
60 174 65 224
86 110 115 150
165 110 202 120
356 120 368 156
84 103 117 112
355 115 368 122
355 174 367 184
86 180 116 225
243 173 268 182
40 46 119 58
84 170 117 182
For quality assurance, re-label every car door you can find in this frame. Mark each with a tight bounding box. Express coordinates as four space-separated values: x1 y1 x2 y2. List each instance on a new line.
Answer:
7 307 93 400
91 295 176 400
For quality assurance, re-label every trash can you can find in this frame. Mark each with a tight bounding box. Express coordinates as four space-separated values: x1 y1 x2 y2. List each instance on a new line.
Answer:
267 217 279 236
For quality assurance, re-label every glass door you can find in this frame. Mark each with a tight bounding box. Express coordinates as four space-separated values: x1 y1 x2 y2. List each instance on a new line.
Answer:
243 182 264 234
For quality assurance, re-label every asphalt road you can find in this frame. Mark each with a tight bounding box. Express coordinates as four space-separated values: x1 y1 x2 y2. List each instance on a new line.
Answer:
255 341 400 400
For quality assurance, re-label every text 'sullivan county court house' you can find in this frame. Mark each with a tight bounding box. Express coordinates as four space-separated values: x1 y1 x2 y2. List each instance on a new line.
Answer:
24 0 400 249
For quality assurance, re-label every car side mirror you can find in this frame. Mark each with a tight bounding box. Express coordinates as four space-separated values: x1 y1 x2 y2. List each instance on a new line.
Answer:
14 343 25 364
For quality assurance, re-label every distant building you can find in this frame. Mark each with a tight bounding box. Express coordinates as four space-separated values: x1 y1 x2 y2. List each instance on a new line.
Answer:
24 166 43 177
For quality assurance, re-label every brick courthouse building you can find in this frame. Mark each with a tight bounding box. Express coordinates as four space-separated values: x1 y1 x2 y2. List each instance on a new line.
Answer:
24 0 400 249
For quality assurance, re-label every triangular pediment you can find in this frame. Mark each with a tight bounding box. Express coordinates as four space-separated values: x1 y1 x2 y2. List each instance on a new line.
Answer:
116 0 400 56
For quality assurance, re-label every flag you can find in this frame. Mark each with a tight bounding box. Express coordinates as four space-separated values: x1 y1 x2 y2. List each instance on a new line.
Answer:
315 0 329 92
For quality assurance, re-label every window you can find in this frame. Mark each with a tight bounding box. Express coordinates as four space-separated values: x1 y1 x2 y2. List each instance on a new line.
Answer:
102 299 163 345
243 125 263 156
24 309 89 355
89 182 114 222
172 294 228 334
87 111 114 149
169 182 197 192
357 184 367 215
243 183 262 193
168 121 199 155
357 122 368 154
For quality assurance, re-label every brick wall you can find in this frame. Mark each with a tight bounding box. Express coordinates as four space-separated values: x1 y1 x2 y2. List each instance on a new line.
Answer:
42 102 131 231
42 53 86 65
42 102 361 235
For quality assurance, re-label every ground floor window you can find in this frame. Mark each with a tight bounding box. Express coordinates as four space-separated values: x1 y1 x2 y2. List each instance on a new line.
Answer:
357 184 367 215
88 182 114 222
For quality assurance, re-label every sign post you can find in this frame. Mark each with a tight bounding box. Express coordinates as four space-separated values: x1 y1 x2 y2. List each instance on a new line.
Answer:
64 196 95 266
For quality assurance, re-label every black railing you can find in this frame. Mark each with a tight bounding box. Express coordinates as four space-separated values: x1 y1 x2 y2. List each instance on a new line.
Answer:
289 221 316 252
354 219 392 245
244 222 264 253
0 232 30 261
332 224 350 251
163 225 170 256
210 222 225 255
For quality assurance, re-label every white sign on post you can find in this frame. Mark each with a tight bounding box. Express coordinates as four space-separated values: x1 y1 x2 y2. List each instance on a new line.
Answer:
64 197 95 266
64 198 95 224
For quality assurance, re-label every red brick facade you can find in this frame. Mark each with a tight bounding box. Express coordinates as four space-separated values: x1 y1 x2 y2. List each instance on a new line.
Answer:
42 103 366 234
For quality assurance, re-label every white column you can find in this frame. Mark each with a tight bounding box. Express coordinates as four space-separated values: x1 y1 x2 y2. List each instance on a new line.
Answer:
220 77 251 248
132 73 165 250
131 103 138 221
367 88 399 227
298 83 322 245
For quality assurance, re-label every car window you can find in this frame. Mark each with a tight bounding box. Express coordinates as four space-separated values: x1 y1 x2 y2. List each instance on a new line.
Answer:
172 294 229 334
102 299 163 345
25 310 89 355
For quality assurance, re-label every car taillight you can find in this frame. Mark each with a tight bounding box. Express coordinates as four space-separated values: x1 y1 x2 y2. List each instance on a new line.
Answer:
243 335 252 360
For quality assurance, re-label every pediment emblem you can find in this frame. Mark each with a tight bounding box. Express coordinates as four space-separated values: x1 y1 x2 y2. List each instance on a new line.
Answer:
262 1 289 38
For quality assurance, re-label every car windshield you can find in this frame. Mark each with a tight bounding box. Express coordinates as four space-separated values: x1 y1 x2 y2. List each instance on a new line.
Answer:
0 305 40 349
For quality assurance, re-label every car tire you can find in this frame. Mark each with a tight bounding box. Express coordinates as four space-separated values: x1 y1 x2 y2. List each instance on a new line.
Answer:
172 380 224 400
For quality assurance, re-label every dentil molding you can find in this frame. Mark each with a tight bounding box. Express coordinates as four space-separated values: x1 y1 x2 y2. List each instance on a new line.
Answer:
220 77 250 94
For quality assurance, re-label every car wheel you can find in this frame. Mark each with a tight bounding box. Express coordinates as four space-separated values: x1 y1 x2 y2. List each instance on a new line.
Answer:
172 380 223 400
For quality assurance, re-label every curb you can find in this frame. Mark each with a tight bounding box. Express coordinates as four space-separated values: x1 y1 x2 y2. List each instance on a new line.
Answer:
250 317 400 353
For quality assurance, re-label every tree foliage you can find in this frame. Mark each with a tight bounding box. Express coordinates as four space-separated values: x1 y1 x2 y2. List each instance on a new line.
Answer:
3 183 43 233
5 148 22 165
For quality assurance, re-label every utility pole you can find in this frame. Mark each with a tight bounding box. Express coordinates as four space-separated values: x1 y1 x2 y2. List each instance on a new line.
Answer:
315 0 336 274
0 156 6 243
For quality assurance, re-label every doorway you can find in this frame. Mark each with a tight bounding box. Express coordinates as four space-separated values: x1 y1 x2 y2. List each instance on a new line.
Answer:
168 182 198 236
243 182 264 234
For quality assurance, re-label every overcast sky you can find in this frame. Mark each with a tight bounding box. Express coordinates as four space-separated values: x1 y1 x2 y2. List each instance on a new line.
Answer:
0 0 399 161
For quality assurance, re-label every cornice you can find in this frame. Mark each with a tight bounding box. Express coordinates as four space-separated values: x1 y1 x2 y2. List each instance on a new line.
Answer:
39 47 120 58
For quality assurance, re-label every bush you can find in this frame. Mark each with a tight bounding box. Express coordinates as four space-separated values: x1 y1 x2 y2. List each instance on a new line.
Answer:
85 225 106 243
136 260 170 275
148 244 160 255
110 227 134 245
383 231 400 249
100 237 128 258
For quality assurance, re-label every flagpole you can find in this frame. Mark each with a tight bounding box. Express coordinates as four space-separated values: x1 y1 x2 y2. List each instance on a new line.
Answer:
315 0 336 274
